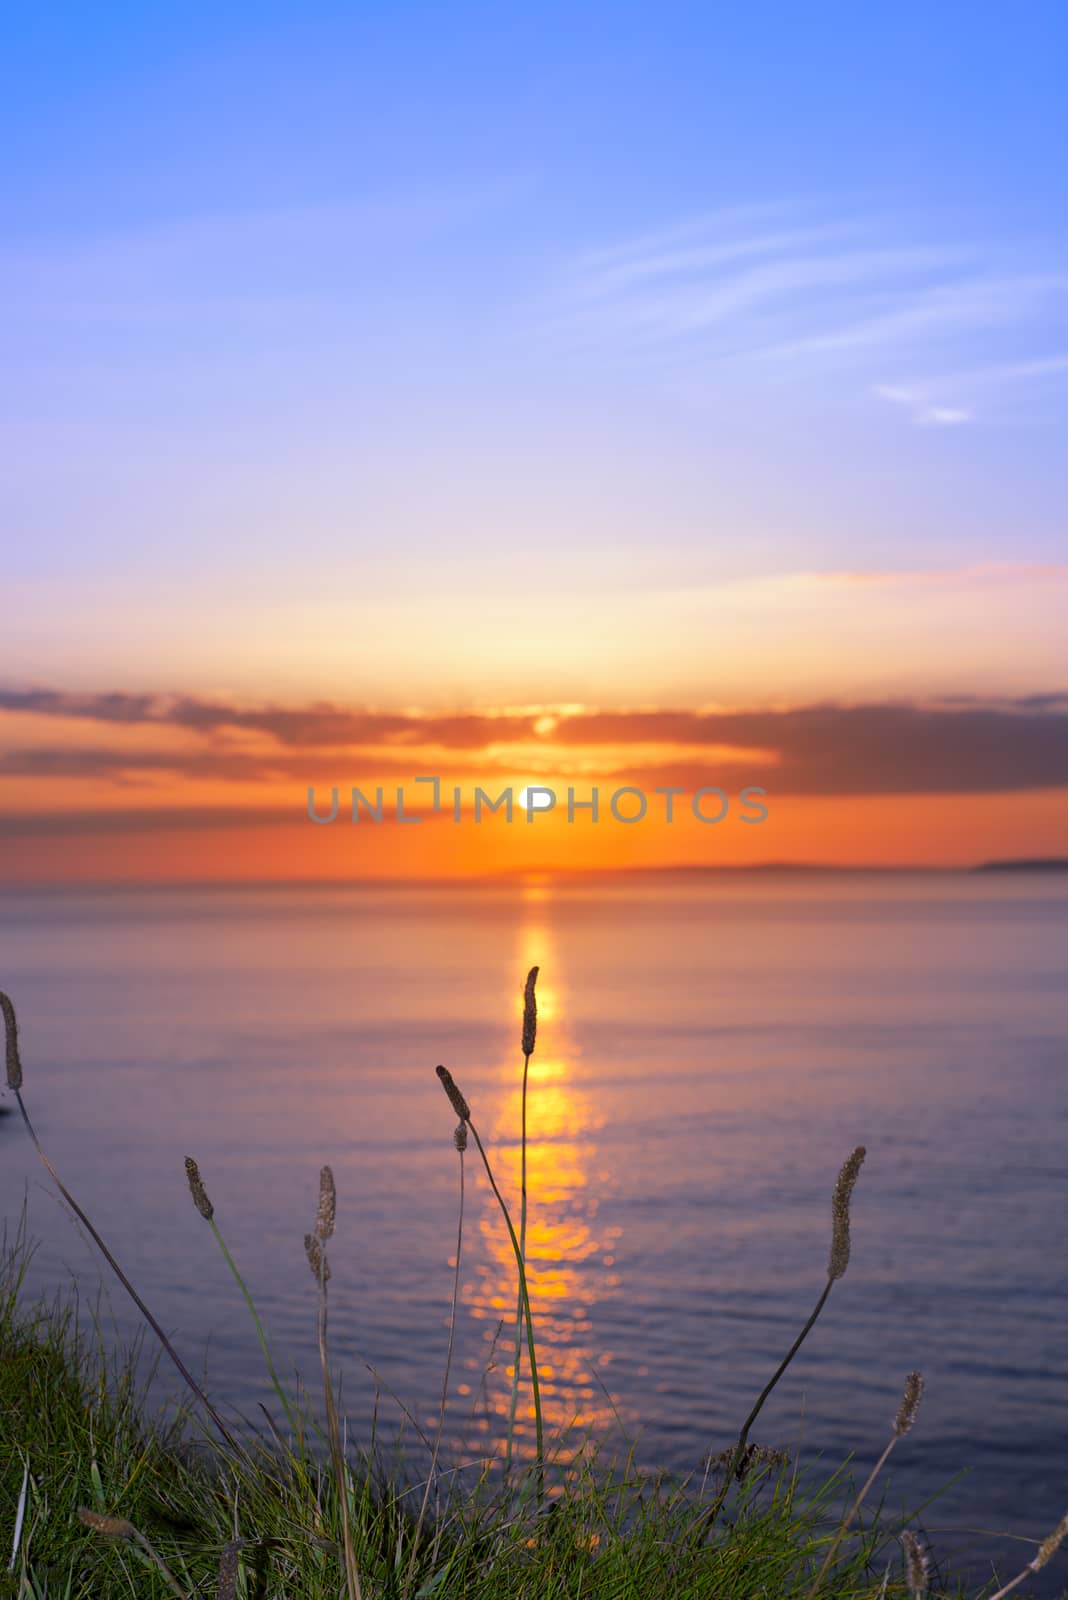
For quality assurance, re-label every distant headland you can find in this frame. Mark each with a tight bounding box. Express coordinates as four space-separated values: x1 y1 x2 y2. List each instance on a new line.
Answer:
974 857 1068 872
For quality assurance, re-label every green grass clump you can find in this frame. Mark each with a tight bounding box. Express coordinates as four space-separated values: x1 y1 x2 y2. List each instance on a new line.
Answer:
0 1257 967 1600
0 1238 213 1598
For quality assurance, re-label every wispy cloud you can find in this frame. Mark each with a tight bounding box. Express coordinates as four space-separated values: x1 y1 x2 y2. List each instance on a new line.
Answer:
3 686 1068 797
548 207 1068 423
723 561 1068 592
873 385 973 426
873 348 1068 425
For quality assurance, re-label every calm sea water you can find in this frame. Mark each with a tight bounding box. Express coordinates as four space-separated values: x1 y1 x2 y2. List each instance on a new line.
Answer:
1 873 1066 1594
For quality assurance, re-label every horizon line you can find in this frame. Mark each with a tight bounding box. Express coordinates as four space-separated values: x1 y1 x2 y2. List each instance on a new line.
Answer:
2 856 1067 891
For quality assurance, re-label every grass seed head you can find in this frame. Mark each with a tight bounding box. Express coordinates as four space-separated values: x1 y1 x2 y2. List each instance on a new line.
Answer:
217 1539 242 1600
828 1145 866 1280
710 1442 789 1483
901 1529 929 1597
522 965 539 1056
184 1157 214 1221
304 1231 331 1284
436 1064 471 1122
315 1164 336 1240
1033 1510 1068 1570
454 1120 468 1153
1 990 23 1091
895 1370 924 1436
77 1507 135 1539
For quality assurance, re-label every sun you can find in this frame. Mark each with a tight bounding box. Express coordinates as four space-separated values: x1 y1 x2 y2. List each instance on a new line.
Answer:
517 785 556 813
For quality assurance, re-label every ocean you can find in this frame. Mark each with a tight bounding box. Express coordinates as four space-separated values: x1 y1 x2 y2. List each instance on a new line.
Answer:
1 872 1066 1594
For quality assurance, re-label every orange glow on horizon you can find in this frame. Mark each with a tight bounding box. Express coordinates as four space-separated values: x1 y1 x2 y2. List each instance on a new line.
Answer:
2 788 1067 880
2 691 1067 878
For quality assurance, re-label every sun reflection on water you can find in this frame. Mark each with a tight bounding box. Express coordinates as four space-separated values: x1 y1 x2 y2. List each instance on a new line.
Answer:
460 897 624 1462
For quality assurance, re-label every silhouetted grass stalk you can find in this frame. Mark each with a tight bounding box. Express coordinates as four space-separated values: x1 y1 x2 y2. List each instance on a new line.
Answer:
183 1156 303 1450
404 1120 467 1598
505 965 538 1477
984 1508 1068 1600
435 1063 545 1495
808 1370 924 1594
704 1146 866 1531
1 990 240 1455
304 1167 363 1600
471 1124 544 1490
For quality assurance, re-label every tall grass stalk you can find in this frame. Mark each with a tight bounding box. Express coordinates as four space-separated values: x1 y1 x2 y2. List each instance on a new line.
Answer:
808 1370 924 1594
435 1063 545 1496
304 1168 363 1600
183 1156 304 1450
1 989 240 1456
504 964 538 1478
704 1146 866 1531
984 1508 1068 1600
403 1120 467 1598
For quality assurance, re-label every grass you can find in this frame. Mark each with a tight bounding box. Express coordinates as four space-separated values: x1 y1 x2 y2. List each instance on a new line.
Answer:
0 979 1065 1599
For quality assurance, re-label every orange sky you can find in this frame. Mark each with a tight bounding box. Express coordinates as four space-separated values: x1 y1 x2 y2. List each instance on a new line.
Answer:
4 559 1068 881
3 793 1066 881
2 689 1066 877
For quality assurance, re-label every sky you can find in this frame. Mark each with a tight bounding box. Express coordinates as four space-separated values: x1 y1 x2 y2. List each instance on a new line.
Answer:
2 3 1067 877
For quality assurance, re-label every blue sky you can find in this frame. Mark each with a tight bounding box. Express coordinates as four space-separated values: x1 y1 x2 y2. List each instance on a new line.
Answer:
2 2 1067 705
